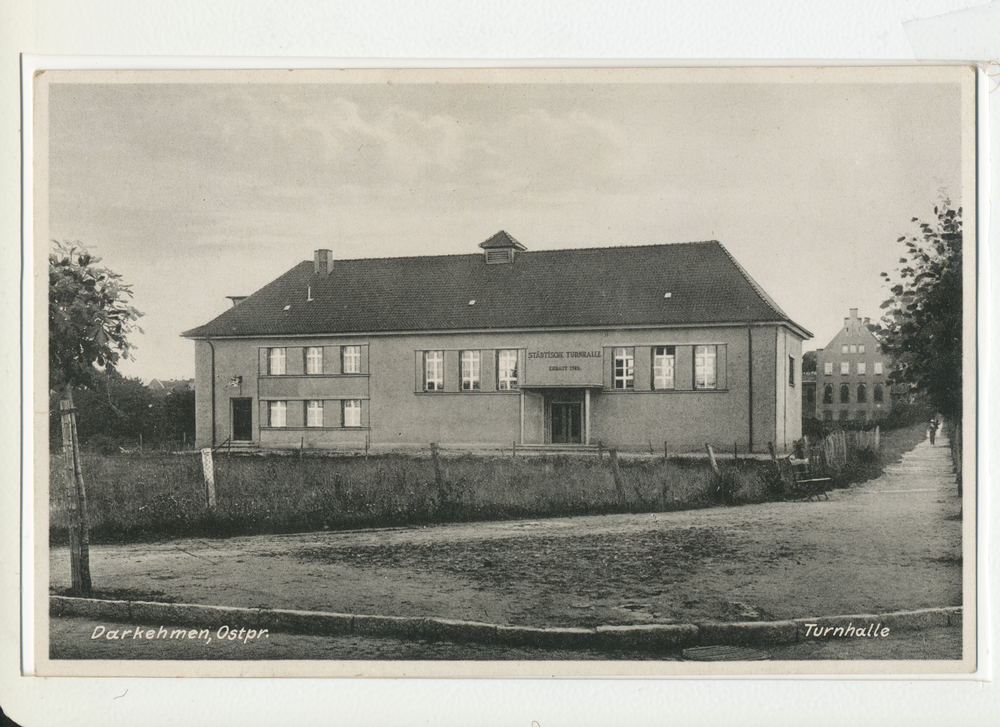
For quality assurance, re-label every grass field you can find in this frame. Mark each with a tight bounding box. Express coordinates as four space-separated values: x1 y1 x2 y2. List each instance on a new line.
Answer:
50 422 927 545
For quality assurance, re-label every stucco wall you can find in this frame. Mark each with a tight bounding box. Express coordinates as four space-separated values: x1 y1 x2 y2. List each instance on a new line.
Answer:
192 324 795 452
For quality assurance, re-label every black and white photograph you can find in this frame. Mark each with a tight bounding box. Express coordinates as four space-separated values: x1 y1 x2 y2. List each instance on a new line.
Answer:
32 66 977 677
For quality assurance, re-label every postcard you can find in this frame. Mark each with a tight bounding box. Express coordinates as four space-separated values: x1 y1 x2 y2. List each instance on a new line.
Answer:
29 66 978 677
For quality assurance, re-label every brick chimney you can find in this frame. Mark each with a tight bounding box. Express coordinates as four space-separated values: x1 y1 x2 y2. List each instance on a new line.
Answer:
314 249 334 275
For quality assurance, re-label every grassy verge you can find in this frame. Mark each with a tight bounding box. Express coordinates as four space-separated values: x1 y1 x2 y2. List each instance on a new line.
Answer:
51 425 926 545
51 452 721 545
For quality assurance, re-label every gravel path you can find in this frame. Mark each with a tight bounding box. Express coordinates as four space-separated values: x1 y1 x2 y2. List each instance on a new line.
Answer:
50 432 963 629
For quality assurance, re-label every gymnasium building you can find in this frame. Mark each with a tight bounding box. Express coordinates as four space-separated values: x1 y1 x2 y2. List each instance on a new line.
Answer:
182 232 811 453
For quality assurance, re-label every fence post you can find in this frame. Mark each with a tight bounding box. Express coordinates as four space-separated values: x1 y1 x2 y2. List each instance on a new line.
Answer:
705 444 721 477
60 400 88 593
430 442 444 489
609 448 625 505
664 441 668 461
512 440 516 459
874 425 880 449
705 444 723 504
201 447 217 510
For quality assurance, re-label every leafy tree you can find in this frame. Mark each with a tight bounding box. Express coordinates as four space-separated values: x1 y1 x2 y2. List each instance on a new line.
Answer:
877 202 962 421
49 241 143 592
801 350 817 374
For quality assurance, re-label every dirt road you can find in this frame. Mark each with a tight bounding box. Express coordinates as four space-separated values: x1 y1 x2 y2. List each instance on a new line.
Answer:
50 433 963 630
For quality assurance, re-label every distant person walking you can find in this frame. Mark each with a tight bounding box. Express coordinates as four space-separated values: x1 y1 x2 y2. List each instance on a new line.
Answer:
928 417 940 445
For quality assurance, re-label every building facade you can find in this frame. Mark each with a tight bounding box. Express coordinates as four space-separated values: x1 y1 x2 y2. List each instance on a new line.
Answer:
812 309 892 422
183 233 811 452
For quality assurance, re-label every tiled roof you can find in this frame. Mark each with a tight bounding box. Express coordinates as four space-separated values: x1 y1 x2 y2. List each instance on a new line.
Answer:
182 236 810 339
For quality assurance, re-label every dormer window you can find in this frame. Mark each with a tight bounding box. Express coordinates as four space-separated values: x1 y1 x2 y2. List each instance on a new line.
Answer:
478 230 526 264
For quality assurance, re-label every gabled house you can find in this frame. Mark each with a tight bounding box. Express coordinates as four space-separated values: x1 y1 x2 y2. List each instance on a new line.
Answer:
812 309 894 422
182 232 811 452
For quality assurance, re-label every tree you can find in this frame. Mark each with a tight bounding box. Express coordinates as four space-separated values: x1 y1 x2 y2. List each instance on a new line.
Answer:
877 202 962 421
801 350 817 374
49 242 143 593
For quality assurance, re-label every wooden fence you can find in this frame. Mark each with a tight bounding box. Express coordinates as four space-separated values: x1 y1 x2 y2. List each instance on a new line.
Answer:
801 426 880 473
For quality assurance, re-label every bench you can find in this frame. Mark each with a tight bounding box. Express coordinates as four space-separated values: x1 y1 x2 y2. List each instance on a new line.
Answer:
780 457 832 502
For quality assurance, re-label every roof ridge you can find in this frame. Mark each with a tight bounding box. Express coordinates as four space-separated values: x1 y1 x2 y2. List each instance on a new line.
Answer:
301 239 722 266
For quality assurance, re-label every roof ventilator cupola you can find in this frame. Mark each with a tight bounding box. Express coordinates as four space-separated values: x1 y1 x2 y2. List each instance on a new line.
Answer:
478 230 526 265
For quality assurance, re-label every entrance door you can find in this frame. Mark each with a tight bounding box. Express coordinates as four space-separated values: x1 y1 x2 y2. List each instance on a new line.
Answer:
231 398 253 441
551 403 582 444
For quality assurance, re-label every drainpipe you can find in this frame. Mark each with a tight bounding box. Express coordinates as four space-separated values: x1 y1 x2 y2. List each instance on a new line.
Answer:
747 324 753 452
205 339 217 447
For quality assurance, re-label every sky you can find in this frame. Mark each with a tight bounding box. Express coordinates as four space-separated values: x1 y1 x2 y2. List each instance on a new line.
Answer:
43 70 968 383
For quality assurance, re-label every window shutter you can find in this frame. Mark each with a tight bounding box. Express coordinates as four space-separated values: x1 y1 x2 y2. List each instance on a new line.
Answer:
443 350 460 392
481 350 496 390
716 345 727 389
675 346 694 390
259 400 269 427
259 348 268 375
633 347 651 391
287 400 305 426
286 348 304 375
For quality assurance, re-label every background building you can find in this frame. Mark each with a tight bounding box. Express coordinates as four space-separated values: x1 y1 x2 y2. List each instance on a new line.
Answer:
183 233 812 453
812 309 893 423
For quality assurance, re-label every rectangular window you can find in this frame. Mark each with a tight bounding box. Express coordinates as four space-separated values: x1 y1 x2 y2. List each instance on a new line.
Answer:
840 361 849 375
460 350 481 390
788 355 796 386
839 409 849 421
850 344 857 353
859 344 866 354
694 345 717 389
841 344 848 354
824 362 833 375
268 348 286 375
874 362 883 375
497 349 518 390
652 346 676 390
424 351 444 391
343 399 362 427
613 347 635 389
306 400 323 427
268 400 287 427
305 347 323 375
857 362 866 375
342 346 362 374
823 410 833 422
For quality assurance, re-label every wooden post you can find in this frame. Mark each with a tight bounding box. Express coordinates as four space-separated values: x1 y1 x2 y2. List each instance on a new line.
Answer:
609 448 625 506
874 425 880 449
705 444 721 478
598 441 604 462
733 441 738 463
767 441 777 462
430 443 444 489
512 440 516 459
664 441 668 461
60 399 90 593
201 448 217 509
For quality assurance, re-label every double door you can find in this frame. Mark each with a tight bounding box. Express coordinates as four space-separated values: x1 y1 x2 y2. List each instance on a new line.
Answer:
550 402 582 444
